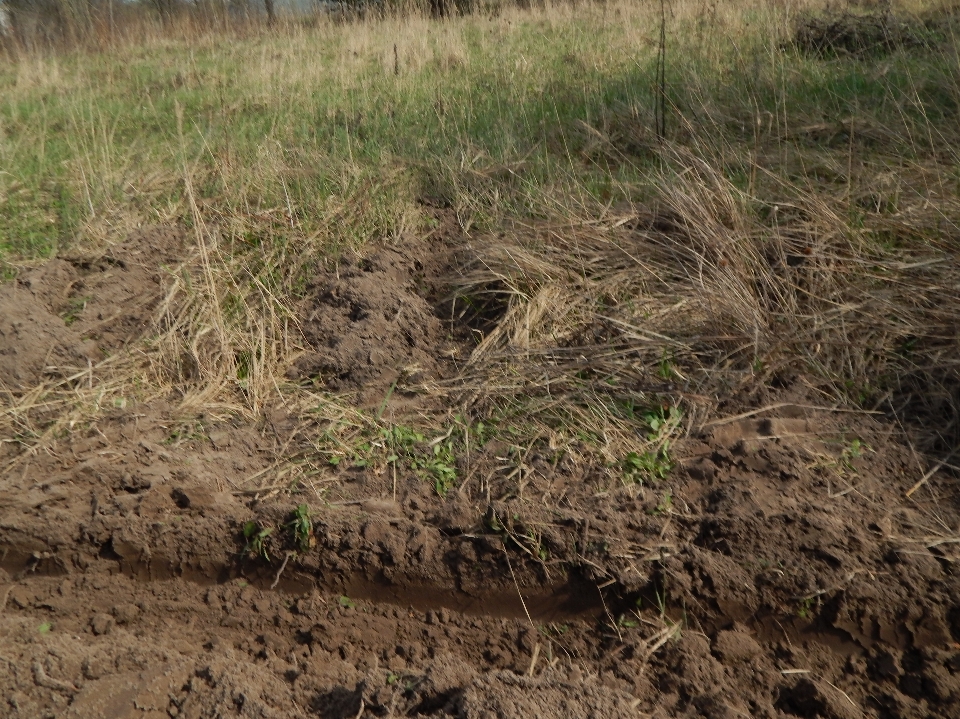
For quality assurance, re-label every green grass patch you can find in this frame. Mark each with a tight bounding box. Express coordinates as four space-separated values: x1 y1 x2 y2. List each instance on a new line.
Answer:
2 4 955 262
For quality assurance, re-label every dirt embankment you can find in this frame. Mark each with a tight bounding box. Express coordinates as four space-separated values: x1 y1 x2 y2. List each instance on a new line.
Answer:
1 225 959 719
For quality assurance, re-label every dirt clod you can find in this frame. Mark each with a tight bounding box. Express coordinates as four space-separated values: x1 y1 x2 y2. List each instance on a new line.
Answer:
290 243 455 401
89 613 114 635
712 629 762 662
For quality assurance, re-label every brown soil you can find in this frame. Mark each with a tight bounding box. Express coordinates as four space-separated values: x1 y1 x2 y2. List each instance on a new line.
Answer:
288 237 460 404
2 226 960 719
0 227 184 391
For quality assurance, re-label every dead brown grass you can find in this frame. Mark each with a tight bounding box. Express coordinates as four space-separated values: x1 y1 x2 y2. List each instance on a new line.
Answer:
449 141 960 461
1 0 958 494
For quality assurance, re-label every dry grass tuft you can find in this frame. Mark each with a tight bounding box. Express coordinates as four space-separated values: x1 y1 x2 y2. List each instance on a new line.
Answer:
450 141 960 459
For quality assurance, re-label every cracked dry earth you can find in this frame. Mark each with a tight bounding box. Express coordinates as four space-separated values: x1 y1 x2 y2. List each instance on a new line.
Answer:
2 227 960 719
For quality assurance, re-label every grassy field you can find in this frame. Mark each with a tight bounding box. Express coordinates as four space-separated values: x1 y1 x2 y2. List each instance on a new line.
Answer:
1 0 959 481
3 1 955 257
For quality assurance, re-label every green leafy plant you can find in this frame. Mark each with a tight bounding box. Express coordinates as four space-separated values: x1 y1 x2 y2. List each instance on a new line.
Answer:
470 419 492 446
621 404 682 484
382 425 424 464
622 449 673 484
338 595 356 609
38 622 52 634
845 438 863 459
797 597 815 619
350 440 374 468
286 503 314 552
329 421 463 496
643 405 682 437
412 436 458 496
242 521 274 561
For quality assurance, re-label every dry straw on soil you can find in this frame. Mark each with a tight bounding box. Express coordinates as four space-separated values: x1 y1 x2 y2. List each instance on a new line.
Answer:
451 142 960 457
1 0 959 493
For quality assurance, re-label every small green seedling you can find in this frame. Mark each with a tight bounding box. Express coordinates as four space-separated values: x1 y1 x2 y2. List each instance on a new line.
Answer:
338 595 356 609
61 297 88 326
658 353 677 380
537 623 569 638
651 490 673 515
836 437 870 472
841 438 864 465
286 504 314 552
616 613 639 629
38 622 52 634
242 521 274 561
351 441 373 467
473 420 489 444
622 449 673 484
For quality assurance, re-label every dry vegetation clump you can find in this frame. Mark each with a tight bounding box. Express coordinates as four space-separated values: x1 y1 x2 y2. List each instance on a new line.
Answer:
449 143 960 462
792 6 949 56
1 0 959 489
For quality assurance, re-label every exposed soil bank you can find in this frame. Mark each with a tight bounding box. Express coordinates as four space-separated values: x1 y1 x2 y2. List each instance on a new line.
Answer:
3 397 959 719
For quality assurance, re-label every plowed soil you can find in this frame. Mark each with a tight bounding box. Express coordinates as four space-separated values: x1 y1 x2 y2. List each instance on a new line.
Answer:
2 226 960 719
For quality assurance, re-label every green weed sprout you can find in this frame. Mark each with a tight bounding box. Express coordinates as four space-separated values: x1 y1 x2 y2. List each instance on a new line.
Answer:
242 521 274 561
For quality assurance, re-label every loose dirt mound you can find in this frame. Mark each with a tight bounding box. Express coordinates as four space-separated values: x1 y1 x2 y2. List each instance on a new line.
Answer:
0 227 184 391
290 240 458 402
56 226 185 354
0 285 93 390
792 11 945 56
